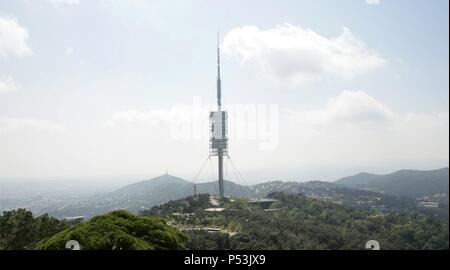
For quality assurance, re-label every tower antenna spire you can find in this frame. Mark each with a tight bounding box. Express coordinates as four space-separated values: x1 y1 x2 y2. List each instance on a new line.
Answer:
217 32 222 111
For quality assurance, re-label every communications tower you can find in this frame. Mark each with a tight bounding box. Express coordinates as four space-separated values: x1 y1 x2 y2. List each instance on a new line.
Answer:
209 34 228 199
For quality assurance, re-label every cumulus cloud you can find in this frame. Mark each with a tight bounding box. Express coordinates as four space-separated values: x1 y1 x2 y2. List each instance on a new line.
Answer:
288 91 395 127
366 0 381 5
0 77 18 96
281 91 448 172
109 106 207 127
107 105 208 131
0 16 32 57
222 24 385 82
105 100 212 141
284 90 443 138
106 99 279 147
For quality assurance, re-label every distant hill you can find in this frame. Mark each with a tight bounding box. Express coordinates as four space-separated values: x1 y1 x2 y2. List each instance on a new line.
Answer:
336 168 449 199
109 174 252 204
109 174 194 203
47 174 253 218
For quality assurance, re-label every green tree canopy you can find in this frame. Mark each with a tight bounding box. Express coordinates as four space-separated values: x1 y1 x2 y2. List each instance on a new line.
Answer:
0 209 69 250
36 210 187 250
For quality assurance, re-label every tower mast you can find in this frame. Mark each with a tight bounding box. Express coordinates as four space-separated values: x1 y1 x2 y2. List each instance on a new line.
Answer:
217 33 222 111
217 33 224 199
209 33 227 201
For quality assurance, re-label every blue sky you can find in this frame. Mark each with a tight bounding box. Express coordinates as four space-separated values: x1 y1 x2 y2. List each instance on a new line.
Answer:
0 0 448 182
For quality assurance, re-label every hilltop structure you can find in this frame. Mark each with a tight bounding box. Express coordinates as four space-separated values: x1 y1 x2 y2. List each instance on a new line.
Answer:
209 34 228 199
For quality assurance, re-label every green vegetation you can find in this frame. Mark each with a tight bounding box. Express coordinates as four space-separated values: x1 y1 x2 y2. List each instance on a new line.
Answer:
2 191 448 250
37 210 187 250
144 192 449 250
144 194 212 215
0 209 71 250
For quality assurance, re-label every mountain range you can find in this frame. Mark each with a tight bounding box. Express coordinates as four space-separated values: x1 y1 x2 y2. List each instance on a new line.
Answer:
336 167 449 198
46 167 449 219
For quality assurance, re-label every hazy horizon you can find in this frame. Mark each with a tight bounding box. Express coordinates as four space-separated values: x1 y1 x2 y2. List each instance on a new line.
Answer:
0 165 448 187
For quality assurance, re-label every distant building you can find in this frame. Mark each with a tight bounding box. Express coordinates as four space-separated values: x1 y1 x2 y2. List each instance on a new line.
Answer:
247 198 278 209
64 216 84 221
417 201 439 208
172 212 195 218
205 207 226 212
184 226 222 233
264 208 283 212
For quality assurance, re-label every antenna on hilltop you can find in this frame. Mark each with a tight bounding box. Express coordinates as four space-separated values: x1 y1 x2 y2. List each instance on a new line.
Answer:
192 32 248 201
209 32 228 199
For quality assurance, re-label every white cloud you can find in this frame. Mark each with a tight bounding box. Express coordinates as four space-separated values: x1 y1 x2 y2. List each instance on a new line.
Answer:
105 101 212 141
0 16 32 57
288 91 394 126
47 0 80 5
283 91 448 169
222 24 385 83
366 0 381 5
0 77 18 96
106 99 279 148
108 105 208 128
282 91 449 157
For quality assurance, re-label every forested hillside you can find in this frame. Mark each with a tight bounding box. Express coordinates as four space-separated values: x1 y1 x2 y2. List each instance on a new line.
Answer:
144 193 449 250
2 192 448 250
